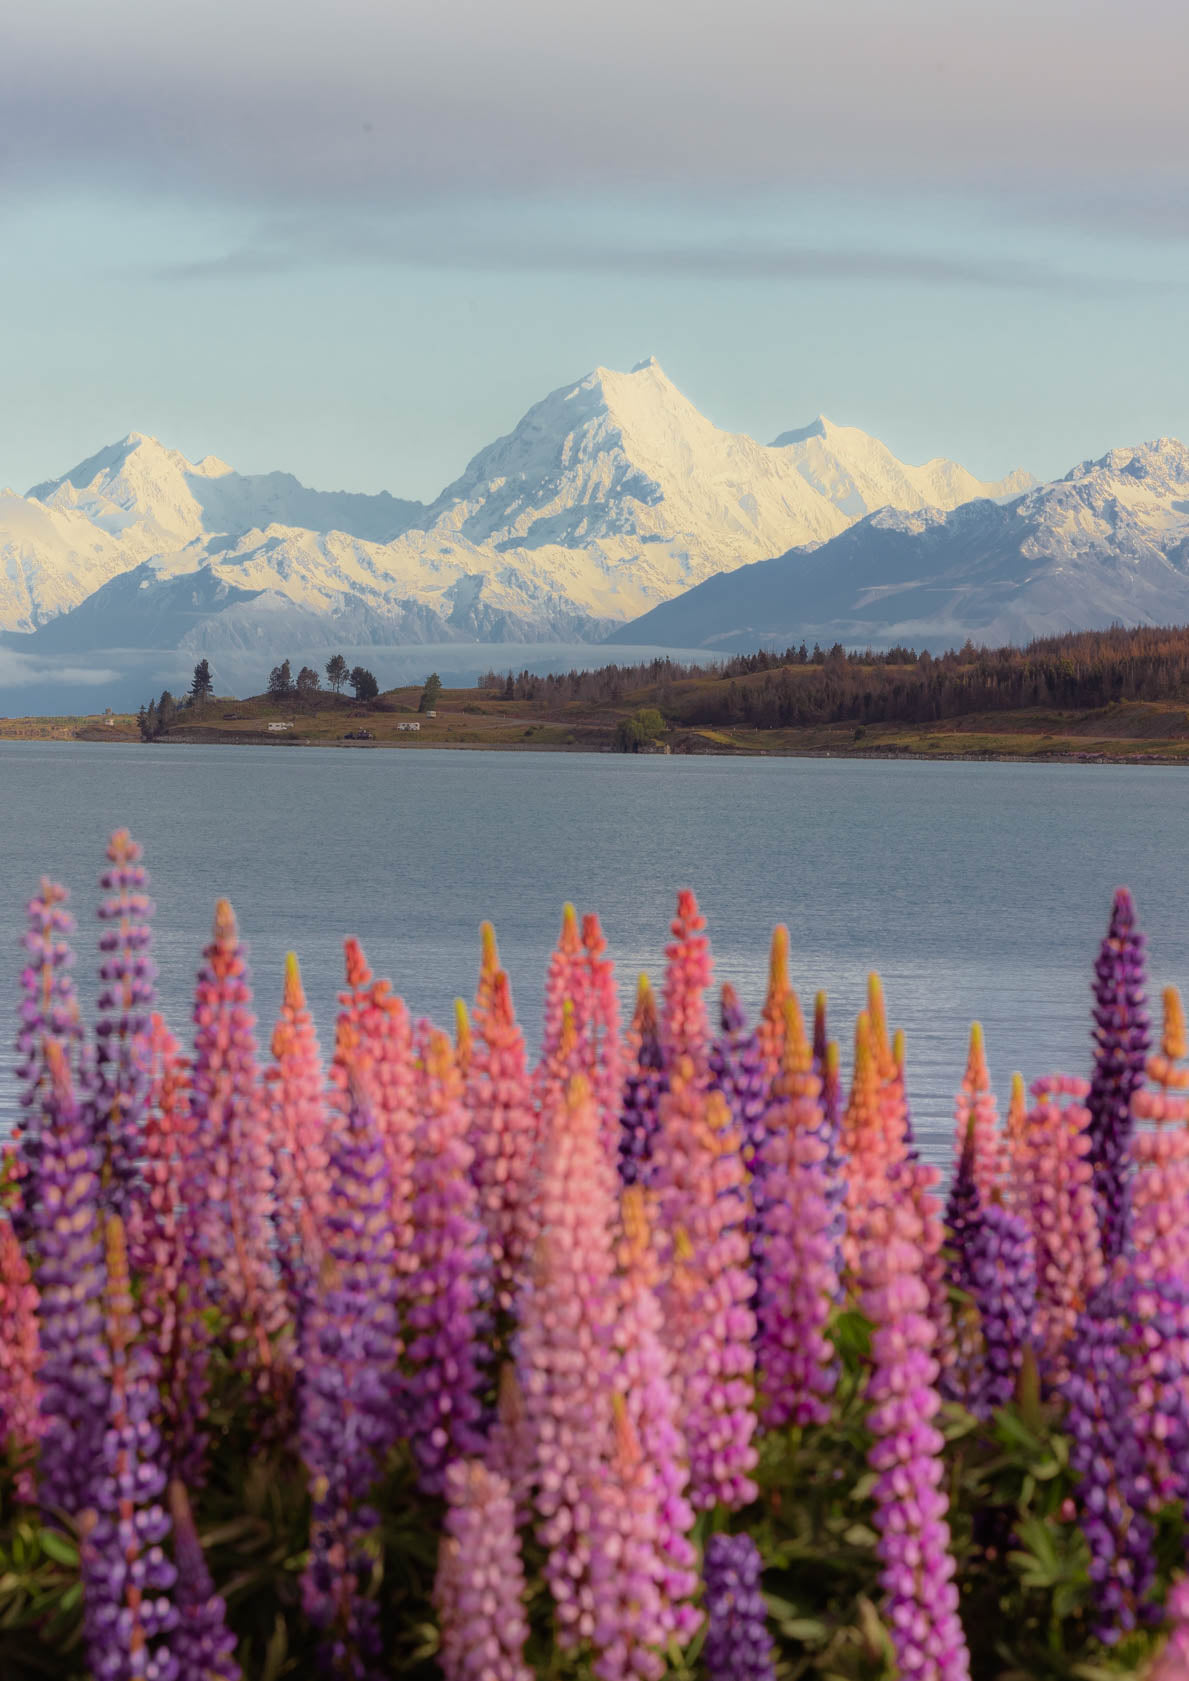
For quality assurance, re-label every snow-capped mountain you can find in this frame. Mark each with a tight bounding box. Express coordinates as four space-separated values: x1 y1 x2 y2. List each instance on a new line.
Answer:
2 360 1032 655
618 439 1189 651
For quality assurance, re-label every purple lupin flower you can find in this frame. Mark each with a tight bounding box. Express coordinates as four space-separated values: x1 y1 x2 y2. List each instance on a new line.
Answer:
299 1068 400 1679
702 1533 776 1681
940 1120 983 1406
434 1460 532 1681
1086 888 1150 1265
619 976 667 1188
169 1480 241 1681
405 1027 488 1495
13 878 84 1241
710 984 771 1247
756 999 839 1430
91 830 157 1213
965 1201 1036 1419
1063 1278 1155 1642
32 1041 110 1517
81 1212 178 1681
859 1182 971 1681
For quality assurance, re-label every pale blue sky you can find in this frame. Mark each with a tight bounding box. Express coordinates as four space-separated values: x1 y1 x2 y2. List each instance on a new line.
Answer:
3 0 1188 498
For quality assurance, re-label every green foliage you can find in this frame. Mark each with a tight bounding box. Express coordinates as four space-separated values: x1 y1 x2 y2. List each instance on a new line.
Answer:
418 673 443 713
614 707 668 752
324 654 349 694
190 659 213 704
268 660 293 699
350 666 380 703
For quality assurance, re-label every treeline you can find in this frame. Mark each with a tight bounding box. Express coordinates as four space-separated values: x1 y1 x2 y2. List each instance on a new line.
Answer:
483 624 1189 729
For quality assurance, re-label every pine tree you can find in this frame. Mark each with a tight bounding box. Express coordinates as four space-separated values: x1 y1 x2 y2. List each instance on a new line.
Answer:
325 654 348 694
349 666 379 703
190 659 213 705
419 673 443 713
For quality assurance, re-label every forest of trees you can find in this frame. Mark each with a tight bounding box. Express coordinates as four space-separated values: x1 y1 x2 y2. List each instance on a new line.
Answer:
482 625 1189 731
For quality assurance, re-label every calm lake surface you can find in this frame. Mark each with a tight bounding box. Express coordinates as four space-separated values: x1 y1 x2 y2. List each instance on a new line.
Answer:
1 741 1186 1166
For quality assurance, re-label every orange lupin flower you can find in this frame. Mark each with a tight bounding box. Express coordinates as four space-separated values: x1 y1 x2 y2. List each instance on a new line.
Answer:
953 1023 1002 1207
756 925 791 1077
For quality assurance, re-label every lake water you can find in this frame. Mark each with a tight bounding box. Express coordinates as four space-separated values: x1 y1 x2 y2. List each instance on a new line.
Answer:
1 741 1186 1167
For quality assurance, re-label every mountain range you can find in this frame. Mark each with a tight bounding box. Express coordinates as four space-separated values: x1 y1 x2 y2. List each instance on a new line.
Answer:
2 359 1034 660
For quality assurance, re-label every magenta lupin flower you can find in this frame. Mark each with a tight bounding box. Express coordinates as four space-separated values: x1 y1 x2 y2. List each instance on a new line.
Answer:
951 1025 1002 1207
1086 887 1150 1266
660 890 713 1075
91 829 157 1212
1149 1578 1189 1680
0 1196 41 1494
534 904 591 1101
756 999 839 1430
964 1199 1036 1419
81 1212 178 1681
653 1061 757 1510
32 1041 110 1518
187 900 287 1380
859 1183 971 1681
516 1074 618 1648
1016 1075 1105 1387
13 877 83 1238
583 911 624 1154
405 1027 488 1494
434 1459 532 1681
169 1479 241 1681
466 965 538 1314
299 1067 401 1679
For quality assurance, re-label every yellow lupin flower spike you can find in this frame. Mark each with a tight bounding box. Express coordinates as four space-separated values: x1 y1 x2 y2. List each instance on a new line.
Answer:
454 999 472 1075
282 950 304 1010
781 993 811 1077
965 1022 989 1089
1163 986 1187 1063
866 973 893 1078
559 902 581 953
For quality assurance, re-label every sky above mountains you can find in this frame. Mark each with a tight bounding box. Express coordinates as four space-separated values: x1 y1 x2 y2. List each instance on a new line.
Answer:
3 0 1188 498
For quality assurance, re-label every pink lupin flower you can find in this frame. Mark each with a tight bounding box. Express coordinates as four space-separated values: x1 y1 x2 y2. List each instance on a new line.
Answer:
466 967 538 1314
485 1362 535 1526
266 953 329 1304
454 998 473 1080
516 1074 618 1648
405 1027 489 1494
0 1195 41 1494
583 911 623 1153
952 1024 1002 1206
13 877 84 1238
135 1014 211 1479
1003 1072 1029 1213
1148 1578 1189 1680
435 1459 532 1681
333 938 417 1287
187 900 288 1382
660 891 713 1075
755 925 791 1079
535 904 591 1100
1016 1075 1105 1387
859 1183 972 1681
653 1060 757 1510
1125 988 1189 1508
756 997 840 1429
841 1013 889 1281
867 975 912 1168
601 1185 699 1652
472 920 501 1036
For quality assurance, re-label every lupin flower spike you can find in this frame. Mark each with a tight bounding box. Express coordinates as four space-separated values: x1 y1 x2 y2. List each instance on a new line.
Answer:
473 920 501 1034
583 911 623 1151
859 1183 971 1681
660 890 713 1074
454 998 472 1077
1147 1579 1189 1680
187 900 287 1383
406 1028 488 1493
702 1533 777 1681
619 975 667 1188
535 904 590 1097
953 1023 1001 1205
435 1460 532 1681
756 996 839 1428
13 877 83 1239
1086 887 1150 1265
517 1073 619 1648
467 966 538 1314
92 829 157 1213
710 983 771 1250
81 1212 178 1681
299 1068 401 1678
842 1011 906 1279
653 1065 757 1509
0 1202 41 1492
812 990 828 1071
169 1480 240 1681
266 952 330 1305
756 925 790 1077
33 1040 109 1517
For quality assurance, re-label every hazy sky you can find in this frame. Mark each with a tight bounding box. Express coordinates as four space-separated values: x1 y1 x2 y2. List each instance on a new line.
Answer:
3 0 1188 497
